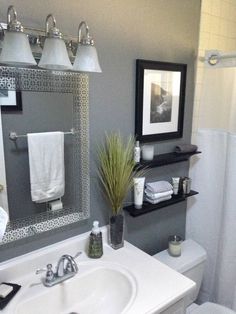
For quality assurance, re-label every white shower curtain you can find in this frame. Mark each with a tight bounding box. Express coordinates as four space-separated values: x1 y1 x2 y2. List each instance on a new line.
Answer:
186 65 236 310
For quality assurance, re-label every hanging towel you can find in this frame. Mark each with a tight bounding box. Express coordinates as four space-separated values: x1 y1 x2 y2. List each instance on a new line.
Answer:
145 189 173 200
27 132 65 203
175 144 198 154
146 195 172 204
145 181 173 194
0 207 8 242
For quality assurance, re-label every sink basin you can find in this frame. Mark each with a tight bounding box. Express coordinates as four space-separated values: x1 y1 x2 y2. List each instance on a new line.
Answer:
15 265 136 314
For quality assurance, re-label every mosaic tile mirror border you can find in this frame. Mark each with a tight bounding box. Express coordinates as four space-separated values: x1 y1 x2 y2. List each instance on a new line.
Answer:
0 66 90 244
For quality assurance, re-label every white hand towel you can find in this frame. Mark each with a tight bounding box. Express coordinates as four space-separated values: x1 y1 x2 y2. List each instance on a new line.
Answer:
27 132 65 203
0 207 8 242
145 189 173 200
145 181 173 194
146 195 172 204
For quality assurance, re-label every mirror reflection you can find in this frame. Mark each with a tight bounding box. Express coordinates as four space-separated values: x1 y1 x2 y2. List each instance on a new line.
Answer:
0 67 90 244
2 92 74 220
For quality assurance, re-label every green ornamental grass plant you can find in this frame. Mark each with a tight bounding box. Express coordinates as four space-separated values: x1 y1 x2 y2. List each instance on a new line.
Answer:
98 133 142 215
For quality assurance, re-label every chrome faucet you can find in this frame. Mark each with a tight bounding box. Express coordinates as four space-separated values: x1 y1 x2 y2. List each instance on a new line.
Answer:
36 252 81 287
57 254 78 277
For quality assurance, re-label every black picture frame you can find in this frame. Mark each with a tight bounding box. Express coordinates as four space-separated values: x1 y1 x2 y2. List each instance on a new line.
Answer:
0 90 22 112
135 59 187 142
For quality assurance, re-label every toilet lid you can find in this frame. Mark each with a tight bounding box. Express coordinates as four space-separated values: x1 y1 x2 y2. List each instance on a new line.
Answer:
193 302 236 314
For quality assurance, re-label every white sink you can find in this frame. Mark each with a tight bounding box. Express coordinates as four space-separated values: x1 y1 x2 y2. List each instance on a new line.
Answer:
15 264 136 314
0 226 195 314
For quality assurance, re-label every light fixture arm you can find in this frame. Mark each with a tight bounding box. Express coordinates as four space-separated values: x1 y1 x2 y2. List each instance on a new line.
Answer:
45 14 56 34
7 5 17 25
78 21 94 46
45 14 62 39
7 5 24 32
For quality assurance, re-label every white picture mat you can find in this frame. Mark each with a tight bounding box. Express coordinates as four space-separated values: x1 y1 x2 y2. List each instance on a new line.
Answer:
0 91 16 106
142 69 181 136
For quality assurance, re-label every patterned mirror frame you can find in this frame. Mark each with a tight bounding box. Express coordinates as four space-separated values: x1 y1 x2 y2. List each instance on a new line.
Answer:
0 66 90 244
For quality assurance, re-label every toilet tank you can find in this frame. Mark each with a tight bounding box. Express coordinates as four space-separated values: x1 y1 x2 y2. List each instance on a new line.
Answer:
153 239 207 306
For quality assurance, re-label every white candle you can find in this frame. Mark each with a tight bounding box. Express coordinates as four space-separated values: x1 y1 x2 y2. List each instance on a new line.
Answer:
168 235 182 257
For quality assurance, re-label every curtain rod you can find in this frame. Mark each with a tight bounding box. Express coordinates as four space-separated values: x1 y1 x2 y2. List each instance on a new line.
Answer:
204 50 236 66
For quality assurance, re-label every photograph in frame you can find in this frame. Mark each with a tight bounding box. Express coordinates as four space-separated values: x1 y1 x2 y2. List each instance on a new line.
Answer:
135 59 186 142
0 78 22 112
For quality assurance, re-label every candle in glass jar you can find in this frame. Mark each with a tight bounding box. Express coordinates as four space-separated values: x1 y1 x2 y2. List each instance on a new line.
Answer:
168 235 182 257
142 145 154 161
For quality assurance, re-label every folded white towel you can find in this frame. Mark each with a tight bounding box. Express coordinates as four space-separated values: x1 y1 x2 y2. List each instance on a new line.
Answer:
0 207 8 242
145 181 173 193
145 189 173 200
27 132 65 203
146 195 172 204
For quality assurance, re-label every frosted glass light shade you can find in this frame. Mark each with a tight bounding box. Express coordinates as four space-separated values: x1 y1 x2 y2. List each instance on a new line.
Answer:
73 45 102 72
38 37 72 70
0 31 36 66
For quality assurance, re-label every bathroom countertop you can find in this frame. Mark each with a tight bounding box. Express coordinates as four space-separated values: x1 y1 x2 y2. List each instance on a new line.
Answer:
0 227 195 314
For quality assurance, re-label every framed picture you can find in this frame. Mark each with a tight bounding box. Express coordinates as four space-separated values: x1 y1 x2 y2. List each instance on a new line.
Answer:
0 88 22 112
135 59 187 142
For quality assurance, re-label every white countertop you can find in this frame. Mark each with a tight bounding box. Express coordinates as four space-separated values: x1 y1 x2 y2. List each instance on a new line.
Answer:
0 226 195 314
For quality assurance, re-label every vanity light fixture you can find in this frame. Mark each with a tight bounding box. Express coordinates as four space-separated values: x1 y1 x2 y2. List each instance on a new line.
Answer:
0 7 102 73
0 5 36 66
73 21 102 73
38 14 72 70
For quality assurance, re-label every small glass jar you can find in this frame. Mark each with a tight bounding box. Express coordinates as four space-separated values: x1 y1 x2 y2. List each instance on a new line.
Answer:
142 145 154 161
168 235 182 257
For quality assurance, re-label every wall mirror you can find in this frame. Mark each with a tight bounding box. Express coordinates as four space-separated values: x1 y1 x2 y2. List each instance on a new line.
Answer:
0 66 90 244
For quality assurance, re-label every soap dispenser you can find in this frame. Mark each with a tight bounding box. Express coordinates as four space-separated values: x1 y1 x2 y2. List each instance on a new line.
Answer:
88 221 103 258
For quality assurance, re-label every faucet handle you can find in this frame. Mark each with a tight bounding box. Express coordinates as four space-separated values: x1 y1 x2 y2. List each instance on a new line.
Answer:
73 251 82 259
36 264 55 283
36 263 52 274
36 267 47 274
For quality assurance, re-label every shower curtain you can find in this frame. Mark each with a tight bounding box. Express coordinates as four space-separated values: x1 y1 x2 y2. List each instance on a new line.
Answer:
186 65 236 310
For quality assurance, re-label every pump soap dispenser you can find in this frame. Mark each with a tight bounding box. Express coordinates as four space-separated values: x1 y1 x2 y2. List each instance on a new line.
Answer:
88 221 103 258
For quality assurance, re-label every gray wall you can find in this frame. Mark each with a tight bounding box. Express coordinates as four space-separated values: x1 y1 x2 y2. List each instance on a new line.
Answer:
0 0 201 261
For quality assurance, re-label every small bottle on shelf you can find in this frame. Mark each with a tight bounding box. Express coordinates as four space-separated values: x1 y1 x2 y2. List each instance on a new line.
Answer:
134 141 141 163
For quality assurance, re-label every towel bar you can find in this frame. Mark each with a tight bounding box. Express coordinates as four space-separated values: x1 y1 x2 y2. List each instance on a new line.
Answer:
9 129 76 141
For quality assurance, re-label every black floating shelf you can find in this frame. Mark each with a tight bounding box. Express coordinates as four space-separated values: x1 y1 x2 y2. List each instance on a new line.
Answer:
124 190 199 217
135 151 201 169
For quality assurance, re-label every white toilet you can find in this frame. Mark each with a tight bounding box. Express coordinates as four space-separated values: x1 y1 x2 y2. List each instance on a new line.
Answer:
153 239 236 314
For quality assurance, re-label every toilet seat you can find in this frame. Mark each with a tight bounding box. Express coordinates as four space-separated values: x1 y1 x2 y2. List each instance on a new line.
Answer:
192 302 236 314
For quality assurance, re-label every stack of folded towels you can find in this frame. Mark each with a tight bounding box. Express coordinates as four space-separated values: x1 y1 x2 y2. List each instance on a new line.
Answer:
145 181 173 204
